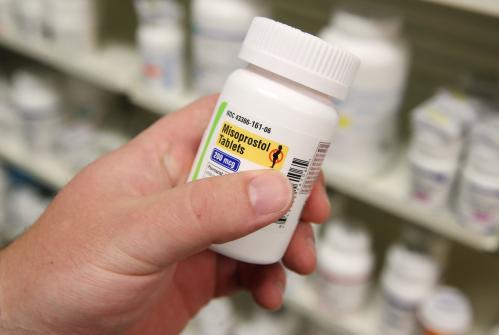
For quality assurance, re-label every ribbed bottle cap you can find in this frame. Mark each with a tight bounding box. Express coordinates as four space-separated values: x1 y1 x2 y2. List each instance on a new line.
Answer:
239 17 360 100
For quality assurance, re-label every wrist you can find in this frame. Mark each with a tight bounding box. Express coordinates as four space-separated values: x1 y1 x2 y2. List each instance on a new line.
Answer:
0 244 53 334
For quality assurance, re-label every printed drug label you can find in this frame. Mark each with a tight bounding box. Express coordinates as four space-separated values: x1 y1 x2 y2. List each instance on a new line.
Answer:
190 100 330 233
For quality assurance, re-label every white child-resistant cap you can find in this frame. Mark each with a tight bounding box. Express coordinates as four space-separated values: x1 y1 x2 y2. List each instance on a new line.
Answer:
419 287 473 335
239 17 360 100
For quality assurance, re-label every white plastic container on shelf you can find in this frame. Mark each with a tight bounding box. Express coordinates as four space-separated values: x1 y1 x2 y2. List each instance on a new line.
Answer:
408 90 477 209
466 118 499 175
457 166 499 235
191 0 267 95
134 0 179 26
317 220 373 313
45 0 98 52
410 90 477 160
11 71 62 153
321 8 409 176
418 287 473 335
14 0 45 40
408 149 458 209
379 245 439 335
137 22 185 94
455 118 499 234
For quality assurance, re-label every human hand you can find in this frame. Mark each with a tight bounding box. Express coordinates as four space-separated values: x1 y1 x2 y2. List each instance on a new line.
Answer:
0 96 330 335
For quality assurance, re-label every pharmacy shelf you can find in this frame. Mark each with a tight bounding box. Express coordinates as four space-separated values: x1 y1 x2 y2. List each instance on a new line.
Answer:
0 33 195 114
129 84 198 115
0 34 140 93
285 281 487 335
0 135 74 190
324 157 499 252
419 0 499 18
285 281 378 335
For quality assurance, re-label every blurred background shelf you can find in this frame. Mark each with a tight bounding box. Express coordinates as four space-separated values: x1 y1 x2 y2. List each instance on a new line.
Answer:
0 34 139 93
0 34 197 114
0 135 73 190
285 282 378 335
285 280 487 335
324 157 499 252
419 0 499 18
129 84 198 115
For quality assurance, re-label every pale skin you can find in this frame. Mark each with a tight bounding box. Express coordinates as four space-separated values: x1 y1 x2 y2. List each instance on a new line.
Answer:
0 95 330 335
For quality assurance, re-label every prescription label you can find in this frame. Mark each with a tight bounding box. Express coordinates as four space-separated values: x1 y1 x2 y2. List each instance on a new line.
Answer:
190 100 331 233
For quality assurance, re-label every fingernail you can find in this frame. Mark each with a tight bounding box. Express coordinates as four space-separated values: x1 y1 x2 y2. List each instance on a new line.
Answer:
249 172 292 216
163 144 181 182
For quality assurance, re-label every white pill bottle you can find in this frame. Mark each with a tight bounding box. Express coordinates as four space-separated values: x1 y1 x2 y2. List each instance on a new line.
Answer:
191 0 267 95
379 245 439 335
418 287 473 335
189 17 360 264
317 220 373 313
321 8 409 176
456 119 499 234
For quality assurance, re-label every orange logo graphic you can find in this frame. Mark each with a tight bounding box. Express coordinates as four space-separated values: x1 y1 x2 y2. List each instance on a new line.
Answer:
269 145 284 168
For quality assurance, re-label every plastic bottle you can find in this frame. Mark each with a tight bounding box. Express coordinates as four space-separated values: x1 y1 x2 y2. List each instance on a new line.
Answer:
317 220 373 313
456 118 499 234
11 71 62 152
189 17 359 264
379 245 439 335
418 287 473 335
408 90 477 208
134 0 179 26
191 0 267 95
320 8 409 176
137 21 185 94
14 0 45 40
408 149 458 208
410 90 477 160
45 0 97 51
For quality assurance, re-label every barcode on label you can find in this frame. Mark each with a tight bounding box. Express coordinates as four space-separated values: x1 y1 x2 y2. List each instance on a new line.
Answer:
301 142 330 194
277 158 310 224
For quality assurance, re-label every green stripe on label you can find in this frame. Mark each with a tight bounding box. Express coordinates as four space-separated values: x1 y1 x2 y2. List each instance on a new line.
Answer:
192 101 228 181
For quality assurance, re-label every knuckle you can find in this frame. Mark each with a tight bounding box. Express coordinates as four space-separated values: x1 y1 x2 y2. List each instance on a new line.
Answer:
186 179 214 227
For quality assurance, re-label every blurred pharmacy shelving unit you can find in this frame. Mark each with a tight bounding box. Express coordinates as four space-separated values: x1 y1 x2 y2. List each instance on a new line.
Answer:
1 0 499 334
0 34 196 114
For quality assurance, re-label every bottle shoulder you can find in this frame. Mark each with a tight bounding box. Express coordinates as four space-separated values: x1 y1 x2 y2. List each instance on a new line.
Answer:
222 68 339 138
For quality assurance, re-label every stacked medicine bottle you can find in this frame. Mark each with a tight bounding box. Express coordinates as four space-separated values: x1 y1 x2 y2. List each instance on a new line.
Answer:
135 0 186 95
320 8 410 176
408 89 499 235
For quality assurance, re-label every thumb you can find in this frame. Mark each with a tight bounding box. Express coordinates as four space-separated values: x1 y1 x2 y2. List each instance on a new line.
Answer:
120 170 293 268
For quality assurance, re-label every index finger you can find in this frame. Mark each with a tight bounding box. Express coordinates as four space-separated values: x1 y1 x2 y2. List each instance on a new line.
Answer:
141 94 220 151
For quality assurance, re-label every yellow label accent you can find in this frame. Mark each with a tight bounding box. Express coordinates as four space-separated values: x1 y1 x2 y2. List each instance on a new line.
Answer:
216 121 288 170
428 108 449 126
339 114 352 128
